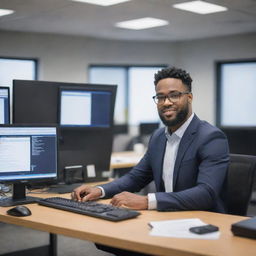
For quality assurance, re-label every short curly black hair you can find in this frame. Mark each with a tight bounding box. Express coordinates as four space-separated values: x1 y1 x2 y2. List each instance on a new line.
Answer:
154 67 192 92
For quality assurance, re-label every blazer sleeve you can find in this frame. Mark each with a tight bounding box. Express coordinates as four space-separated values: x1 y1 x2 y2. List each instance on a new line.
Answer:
101 148 154 198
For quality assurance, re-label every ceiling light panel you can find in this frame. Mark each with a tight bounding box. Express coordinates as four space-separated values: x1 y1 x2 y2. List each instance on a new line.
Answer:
71 0 131 6
0 9 15 17
173 1 228 14
115 17 169 30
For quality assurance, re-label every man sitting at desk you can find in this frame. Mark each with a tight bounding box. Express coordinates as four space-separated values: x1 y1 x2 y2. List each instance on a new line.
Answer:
72 66 229 213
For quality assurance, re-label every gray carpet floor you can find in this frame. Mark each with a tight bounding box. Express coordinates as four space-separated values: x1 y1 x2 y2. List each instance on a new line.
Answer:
0 222 114 256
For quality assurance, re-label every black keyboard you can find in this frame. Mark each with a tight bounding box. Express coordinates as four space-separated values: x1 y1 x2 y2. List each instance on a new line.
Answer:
38 197 141 221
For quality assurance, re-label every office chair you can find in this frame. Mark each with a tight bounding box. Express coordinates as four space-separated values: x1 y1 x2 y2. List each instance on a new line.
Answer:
225 154 256 216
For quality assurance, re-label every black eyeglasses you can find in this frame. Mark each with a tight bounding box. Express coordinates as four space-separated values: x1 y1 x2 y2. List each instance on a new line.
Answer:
152 91 190 105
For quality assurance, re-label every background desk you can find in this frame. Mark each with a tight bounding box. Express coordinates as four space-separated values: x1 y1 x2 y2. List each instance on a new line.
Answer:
0 195 255 256
110 151 143 169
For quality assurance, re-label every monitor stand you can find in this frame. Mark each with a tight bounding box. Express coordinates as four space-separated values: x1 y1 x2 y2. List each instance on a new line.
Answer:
0 183 40 207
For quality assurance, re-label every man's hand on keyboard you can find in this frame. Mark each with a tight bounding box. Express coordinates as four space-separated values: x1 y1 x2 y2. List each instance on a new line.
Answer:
110 192 148 210
71 185 102 202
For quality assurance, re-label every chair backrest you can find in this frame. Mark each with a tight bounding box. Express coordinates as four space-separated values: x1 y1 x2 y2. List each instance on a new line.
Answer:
226 154 256 216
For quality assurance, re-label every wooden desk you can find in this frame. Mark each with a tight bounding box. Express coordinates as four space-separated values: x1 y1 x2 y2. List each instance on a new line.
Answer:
0 196 255 256
110 151 143 169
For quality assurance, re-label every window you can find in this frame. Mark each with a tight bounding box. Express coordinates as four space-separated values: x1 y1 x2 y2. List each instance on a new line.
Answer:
89 66 126 124
216 60 256 127
0 57 37 86
0 57 37 121
89 65 165 125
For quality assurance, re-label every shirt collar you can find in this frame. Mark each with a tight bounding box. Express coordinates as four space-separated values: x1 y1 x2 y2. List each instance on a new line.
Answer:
165 113 194 140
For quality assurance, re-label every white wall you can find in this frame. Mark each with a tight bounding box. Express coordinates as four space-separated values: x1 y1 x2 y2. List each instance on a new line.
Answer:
0 30 256 124
176 33 256 124
0 31 176 82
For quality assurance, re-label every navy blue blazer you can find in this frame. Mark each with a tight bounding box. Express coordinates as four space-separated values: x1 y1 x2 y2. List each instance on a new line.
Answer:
102 115 229 213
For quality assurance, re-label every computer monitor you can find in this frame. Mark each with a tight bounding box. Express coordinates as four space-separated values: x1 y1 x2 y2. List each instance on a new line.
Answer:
0 87 10 124
13 80 116 183
0 126 58 206
13 80 116 126
113 124 128 134
139 122 160 135
59 87 112 127
222 127 256 156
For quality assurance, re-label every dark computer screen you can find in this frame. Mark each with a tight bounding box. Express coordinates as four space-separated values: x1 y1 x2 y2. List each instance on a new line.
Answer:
139 122 160 135
13 80 116 184
0 87 10 124
59 87 112 127
0 126 58 206
221 127 256 156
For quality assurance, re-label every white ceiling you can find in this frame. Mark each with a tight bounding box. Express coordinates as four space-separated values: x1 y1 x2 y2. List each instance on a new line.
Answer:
0 0 256 42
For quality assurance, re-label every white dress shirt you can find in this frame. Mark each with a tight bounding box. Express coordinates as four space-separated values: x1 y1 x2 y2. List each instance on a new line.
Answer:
148 113 194 209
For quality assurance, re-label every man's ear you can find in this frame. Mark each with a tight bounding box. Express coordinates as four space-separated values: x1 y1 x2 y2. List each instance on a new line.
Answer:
188 93 193 104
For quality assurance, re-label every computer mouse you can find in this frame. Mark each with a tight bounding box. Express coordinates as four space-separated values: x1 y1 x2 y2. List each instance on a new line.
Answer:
7 205 32 217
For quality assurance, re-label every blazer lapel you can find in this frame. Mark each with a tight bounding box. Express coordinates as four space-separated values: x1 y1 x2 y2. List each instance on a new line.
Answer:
172 115 200 189
153 129 167 191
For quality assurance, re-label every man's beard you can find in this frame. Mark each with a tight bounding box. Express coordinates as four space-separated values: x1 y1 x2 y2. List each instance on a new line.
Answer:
159 102 189 128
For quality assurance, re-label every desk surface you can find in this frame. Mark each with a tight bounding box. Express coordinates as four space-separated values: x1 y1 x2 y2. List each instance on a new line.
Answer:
0 194 255 256
111 151 143 169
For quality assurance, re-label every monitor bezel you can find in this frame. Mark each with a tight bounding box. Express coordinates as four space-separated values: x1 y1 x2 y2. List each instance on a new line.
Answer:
0 86 10 124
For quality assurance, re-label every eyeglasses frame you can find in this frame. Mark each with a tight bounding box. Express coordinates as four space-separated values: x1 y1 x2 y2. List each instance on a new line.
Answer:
152 91 191 105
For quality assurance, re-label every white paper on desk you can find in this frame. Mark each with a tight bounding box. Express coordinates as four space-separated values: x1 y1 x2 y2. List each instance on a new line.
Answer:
149 218 220 239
